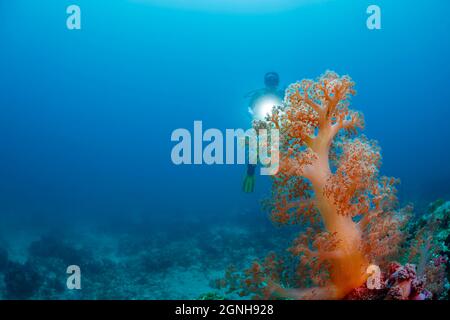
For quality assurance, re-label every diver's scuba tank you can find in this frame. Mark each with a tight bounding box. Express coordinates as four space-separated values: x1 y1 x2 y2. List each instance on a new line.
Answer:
243 164 257 193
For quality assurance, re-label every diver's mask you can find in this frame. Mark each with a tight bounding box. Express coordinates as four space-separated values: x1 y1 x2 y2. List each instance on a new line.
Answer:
264 72 280 89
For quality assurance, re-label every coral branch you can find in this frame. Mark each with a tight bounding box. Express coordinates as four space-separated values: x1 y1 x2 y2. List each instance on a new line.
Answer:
262 71 406 298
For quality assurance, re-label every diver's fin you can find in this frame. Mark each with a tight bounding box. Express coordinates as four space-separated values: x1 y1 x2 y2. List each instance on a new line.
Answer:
242 174 256 193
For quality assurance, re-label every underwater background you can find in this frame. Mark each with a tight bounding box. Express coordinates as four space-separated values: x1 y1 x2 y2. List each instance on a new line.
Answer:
0 0 449 299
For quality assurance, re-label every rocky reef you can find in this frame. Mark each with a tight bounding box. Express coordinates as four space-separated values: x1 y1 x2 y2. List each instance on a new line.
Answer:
0 214 292 299
0 199 448 300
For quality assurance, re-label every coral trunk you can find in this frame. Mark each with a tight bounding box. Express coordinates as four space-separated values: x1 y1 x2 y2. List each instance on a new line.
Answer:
309 140 368 298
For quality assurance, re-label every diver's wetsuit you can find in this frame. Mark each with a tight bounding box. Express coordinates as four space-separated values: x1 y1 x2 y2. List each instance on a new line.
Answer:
243 73 284 193
247 164 256 176
243 91 283 193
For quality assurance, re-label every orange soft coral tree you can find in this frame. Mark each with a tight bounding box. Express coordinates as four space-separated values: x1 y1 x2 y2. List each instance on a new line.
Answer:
252 71 409 299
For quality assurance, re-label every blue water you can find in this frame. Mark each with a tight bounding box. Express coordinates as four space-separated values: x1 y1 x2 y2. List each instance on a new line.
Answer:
0 0 449 299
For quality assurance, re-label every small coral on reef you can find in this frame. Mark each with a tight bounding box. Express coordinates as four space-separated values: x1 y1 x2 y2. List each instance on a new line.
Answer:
218 71 448 300
404 200 450 299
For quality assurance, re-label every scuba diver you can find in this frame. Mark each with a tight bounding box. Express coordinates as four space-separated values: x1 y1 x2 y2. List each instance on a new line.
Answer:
242 72 284 193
